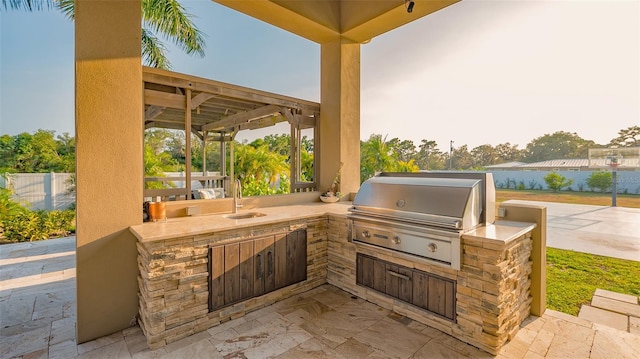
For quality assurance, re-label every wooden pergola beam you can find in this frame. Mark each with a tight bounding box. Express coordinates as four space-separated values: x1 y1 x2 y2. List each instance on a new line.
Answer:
202 104 282 131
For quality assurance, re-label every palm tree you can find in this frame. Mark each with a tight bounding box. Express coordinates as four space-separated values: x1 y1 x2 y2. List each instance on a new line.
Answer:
1 0 50 10
360 134 396 183
2 0 205 69
234 142 290 196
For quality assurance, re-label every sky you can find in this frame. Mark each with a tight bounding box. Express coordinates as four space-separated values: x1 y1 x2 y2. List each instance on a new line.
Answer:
1 0 639 153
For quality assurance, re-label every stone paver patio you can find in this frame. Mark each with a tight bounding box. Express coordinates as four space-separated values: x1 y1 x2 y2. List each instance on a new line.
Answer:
2 236 639 358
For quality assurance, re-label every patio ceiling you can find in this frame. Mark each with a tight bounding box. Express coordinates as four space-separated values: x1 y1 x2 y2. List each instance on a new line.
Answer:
213 0 461 44
143 67 320 140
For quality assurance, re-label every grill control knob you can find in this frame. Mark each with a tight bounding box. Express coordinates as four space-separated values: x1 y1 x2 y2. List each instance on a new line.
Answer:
392 235 401 244
427 243 438 252
362 230 371 238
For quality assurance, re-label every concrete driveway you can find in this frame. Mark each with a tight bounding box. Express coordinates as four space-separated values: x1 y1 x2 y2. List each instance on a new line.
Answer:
505 200 640 261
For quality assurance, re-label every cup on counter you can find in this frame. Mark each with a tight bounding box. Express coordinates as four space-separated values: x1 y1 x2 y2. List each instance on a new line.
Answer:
148 202 166 222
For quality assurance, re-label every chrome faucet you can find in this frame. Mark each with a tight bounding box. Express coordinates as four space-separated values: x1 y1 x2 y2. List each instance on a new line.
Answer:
233 179 243 213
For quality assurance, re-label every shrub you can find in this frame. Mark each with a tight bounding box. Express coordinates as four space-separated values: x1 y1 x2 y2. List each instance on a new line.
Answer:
586 171 612 193
1 209 76 243
0 187 27 219
516 181 525 190
544 172 573 192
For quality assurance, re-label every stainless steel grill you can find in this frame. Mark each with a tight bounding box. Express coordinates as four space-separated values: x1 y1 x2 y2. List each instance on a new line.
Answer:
348 172 496 270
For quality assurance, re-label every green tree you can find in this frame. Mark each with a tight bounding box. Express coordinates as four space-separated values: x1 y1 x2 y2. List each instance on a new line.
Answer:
609 126 640 148
144 129 181 170
417 139 447 170
253 134 291 157
451 144 473 170
544 172 574 192
300 147 314 182
3 0 206 69
494 142 522 163
387 138 416 163
191 137 221 173
470 144 499 167
395 159 420 173
360 134 396 183
0 130 72 173
524 131 596 162
586 171 613 193
233 142 290 196
360 134 419 183
56 132 75 172
301 136 314 153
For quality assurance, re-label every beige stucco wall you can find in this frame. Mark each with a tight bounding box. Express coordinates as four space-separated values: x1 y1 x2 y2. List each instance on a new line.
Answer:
75 0 143 343
319 41 361 196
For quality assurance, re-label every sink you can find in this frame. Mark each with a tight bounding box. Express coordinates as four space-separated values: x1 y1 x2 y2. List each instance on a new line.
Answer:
223 212 267 220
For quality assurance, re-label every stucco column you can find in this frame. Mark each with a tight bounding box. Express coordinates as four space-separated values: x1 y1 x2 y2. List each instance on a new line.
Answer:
319 41 361 196
75 0 142 343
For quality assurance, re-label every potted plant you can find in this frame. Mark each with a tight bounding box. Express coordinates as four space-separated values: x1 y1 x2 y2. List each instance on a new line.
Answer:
321 162 343 202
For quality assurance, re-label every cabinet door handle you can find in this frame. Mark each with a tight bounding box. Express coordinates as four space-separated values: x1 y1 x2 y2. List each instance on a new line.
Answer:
256 253 263 279
387 270 410 281
267 250 274 276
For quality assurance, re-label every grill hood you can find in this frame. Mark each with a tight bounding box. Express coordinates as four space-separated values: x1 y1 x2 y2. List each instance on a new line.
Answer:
350 172 496 231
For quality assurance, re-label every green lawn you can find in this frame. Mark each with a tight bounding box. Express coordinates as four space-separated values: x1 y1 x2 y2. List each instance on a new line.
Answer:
546 247 640 315
496 189 640 316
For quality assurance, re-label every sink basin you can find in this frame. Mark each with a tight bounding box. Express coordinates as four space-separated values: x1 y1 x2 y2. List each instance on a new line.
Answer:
223 212 267 220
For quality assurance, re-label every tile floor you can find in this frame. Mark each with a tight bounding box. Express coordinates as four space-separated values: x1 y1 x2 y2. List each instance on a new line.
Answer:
1 237 640 359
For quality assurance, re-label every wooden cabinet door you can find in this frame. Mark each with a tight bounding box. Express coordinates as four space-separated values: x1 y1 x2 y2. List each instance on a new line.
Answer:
209 229 306 312
356 253 389 294
385 264 412 303
372 258 386 293
356 253 374 288
274 233 288 290
223 242 240 305
238 240 254 302
355 253 455 322
210 240 255 310
274 229 308 290
286 229 307 285
412 270 455 321
253 235 275 297
427 276 455 320
209 246 225 310
412 270 430 311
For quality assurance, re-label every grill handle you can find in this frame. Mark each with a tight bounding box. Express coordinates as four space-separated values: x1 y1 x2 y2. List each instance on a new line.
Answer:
387 270 411 281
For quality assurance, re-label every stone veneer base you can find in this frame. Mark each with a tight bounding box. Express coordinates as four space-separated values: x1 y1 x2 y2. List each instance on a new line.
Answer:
326 215 533 355
137 218 328 349
137 214 533 354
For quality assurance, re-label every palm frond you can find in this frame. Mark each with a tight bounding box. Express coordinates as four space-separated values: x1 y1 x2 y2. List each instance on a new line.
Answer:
55 0 73 19
142 28 171 70
1 0 52 11
142 0 206 57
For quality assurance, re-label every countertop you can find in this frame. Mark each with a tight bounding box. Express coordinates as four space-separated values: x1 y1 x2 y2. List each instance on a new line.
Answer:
463 220 537 244
131 201 536 245
130 201 353 243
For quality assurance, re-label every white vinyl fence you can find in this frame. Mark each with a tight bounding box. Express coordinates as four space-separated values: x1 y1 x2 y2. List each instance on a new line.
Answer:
1 173 75 210
489 170 640 194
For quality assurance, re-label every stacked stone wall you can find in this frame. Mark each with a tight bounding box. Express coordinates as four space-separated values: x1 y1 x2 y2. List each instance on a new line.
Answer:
137 218 328 349
326 215 532 355
137 213 533 354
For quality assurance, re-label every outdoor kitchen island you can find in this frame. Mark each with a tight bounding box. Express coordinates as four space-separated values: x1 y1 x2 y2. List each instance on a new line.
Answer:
131 199 538 355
